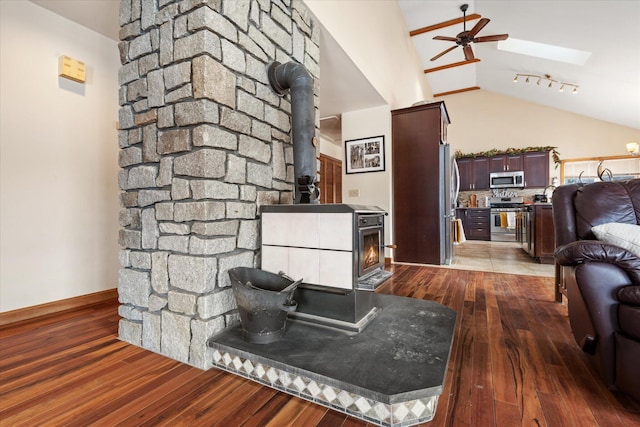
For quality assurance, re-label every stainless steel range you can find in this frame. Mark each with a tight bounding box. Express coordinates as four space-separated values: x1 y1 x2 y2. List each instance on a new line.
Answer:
489 196 525 241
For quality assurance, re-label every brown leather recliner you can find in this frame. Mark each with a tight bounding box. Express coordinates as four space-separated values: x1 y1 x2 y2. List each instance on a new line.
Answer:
553 179 640 402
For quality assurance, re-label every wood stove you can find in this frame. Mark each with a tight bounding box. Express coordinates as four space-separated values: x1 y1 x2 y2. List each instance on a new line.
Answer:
260 204 392 331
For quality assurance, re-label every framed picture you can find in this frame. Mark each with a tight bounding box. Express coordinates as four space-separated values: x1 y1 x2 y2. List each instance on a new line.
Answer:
345 135 385 174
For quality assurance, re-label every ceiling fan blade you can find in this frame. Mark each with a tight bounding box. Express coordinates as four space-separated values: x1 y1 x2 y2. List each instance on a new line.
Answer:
474 34 509 43
463 45 475 61
430 45 459 61
468 18 490 37
433 35 458 42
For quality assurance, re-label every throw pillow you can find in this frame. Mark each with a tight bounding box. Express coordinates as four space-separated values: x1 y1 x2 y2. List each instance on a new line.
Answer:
592 222 640 258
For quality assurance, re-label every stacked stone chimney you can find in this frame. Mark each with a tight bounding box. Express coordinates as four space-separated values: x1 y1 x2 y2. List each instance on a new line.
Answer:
116 0 319 369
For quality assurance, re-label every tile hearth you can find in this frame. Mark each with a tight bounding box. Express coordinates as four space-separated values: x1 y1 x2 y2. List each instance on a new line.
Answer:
208 294 457 426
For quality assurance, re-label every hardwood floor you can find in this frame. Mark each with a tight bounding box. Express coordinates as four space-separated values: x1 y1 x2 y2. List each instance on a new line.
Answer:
1 265 639 426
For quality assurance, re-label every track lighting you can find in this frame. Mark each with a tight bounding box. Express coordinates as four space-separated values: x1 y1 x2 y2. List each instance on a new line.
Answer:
512 73 579 94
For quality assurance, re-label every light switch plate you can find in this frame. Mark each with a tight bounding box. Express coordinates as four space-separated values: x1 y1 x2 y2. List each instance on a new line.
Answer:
59 55 86 83
348 189 360 197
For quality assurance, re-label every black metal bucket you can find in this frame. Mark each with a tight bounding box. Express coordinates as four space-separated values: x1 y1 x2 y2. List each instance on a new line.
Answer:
228 267 301 344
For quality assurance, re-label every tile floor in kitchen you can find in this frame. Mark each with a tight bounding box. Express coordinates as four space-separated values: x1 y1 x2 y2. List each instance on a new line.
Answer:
446 240 555 277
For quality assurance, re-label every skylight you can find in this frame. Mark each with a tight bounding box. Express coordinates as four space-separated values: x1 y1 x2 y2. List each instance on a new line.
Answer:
498 38 591 65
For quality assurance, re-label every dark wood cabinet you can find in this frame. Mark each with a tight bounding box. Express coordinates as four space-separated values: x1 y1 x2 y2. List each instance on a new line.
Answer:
490 154 523 173
456 208 490 241
473 157 490 190
318 154 342 204
523 151 550 188
532 204 555 263
457 158 473 191
392 101 450 265
460 151 550 190
457 157 489 190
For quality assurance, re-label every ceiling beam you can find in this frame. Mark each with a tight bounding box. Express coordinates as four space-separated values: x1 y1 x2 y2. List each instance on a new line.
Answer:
424 59 480 74
409 14 482 37
433 86 481 97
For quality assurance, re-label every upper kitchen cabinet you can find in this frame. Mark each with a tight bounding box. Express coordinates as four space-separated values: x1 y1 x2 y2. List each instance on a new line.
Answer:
458 157 490 191
459 150 550 190
473 157 490 190
490 154 523 173
457 158 473 191
523 151 550 188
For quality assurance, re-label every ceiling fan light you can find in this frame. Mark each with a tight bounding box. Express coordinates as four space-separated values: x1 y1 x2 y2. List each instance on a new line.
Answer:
525 76 529 83
548 81 552 88
559 84 564 92
572 87 578 94
513 75 518 83
536 78 541 85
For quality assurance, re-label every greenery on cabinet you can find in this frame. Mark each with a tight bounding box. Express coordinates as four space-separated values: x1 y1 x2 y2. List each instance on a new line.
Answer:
454 146 561 169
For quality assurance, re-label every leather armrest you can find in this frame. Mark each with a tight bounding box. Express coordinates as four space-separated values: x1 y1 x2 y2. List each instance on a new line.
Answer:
619 286 640 306
555 240 640 282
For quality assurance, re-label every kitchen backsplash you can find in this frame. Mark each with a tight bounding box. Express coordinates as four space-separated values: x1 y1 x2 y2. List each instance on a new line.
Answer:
458 188 554 207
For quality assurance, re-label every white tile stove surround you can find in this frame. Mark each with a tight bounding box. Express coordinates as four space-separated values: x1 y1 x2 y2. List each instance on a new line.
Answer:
261 204 391 290
262 211 354 289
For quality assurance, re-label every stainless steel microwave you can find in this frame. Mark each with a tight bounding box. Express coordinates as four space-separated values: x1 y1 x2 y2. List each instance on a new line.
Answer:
490 171 525 189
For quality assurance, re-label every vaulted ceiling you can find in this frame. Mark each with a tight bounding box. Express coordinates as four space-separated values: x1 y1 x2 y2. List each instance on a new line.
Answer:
399 0 640 130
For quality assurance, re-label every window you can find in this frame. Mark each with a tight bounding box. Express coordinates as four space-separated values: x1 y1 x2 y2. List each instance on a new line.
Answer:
561 155 640 184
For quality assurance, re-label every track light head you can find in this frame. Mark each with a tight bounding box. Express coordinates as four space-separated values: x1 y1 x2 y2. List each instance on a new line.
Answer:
513 73 578 94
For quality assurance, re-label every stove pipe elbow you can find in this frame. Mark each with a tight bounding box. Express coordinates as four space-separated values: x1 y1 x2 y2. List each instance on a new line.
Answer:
267 61 319 204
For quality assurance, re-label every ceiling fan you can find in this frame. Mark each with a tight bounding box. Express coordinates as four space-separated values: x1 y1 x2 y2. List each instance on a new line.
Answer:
430 4 509 61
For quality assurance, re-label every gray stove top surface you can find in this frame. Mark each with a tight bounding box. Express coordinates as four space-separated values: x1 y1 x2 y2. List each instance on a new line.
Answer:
208 293 456 404
260 203 385 214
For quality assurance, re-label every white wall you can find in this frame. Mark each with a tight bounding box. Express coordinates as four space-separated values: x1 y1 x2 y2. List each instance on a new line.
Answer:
443 90 640 161
305 0 431 258
319 137 343 160
341 106 393 256
0 1 120 312
305 0 432 109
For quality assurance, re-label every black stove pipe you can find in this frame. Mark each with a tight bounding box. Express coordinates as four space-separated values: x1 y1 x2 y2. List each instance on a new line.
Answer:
267 61 319 204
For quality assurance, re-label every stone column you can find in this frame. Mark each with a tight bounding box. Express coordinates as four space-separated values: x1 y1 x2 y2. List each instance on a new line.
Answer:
116 0 319 369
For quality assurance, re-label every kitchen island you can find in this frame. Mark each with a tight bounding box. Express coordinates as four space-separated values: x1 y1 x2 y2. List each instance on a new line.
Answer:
521 203 555 264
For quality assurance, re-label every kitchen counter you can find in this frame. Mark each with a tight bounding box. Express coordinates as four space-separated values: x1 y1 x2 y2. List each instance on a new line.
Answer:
525 204 555 264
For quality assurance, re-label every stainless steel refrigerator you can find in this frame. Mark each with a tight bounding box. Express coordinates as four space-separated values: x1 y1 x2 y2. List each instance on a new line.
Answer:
439 143 459 265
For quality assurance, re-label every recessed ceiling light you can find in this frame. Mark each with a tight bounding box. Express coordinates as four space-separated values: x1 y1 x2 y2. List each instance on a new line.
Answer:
498 38 591 65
